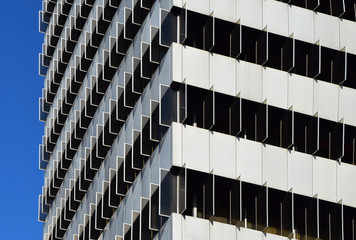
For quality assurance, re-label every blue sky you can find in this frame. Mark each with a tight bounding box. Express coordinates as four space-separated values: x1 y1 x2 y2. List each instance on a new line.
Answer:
0 0 45 238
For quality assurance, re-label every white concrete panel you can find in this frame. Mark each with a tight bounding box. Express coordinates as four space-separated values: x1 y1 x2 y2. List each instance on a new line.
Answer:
288 5 314 43
288 151 313 197
160 127 172 170
171 122 183 167
151 73 160 101
210 0 237 22
263 0 289 36
160 215 173 240
314 12 340 50
172 0 183 8
262 145 288 191
313 80 339 122
151 1 160 27
184 0 210 15
210 131 236 179
263 233 287 240
237 0 263 30
237 227 262 240
210 54 236 96
262 68 288 109
288 74 313 116
339 87 356 126
313 157 337 202
337 163 356 207
340 20 356 54
183 46 210 89
159 47 173 86
237 138 262 185
172 43 182 84
236 61 263 103
150 150 160 184
160 0 174 11
184 216 210 240
221 224 236 240
171 214 183 240
182 125 210 173
210 221 237 240
210 221 223 240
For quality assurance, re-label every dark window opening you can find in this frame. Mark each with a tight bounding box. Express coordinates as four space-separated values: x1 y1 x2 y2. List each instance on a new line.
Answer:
160 10 178 47
124 146 138 183
141 0 155 10
266 107 293 148
142 43 159 79
317 119 343 160
184 11 207 50
294 40 320 78
185 85 213 130
95 200 107 230
133 58 150 94
185 170 213 219
306 0 321 11
345 53 356 89
117 87 130 121
242 182 266 231
160 170 178 216
294 113 318 155
132 212 140 240
117 161 129 196
241 99 267 142
213 176 240 225
316 48 338 84
268 189 292 237
319 201 342 240
124 73 140 108
294 195 318 240
344 205 356 240
141 116 156 156
240 26 263 64
160 85 178 126
141 199 152 240
212 19 236 57
151 28 169 63
315 0 331 15
124 8 140 40
212 92 241 136
124 226 131 240
117 23 132 54
150 185 167 230
343 125 356 165
109 173 121 207
151 101 168 142
133 131 148 170
343 0 356 21
133 0 149 25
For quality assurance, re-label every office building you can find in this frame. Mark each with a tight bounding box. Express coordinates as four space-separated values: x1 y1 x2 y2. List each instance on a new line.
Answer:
38 0 356 239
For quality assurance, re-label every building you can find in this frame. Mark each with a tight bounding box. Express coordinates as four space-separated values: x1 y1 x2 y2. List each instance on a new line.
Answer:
38 0 356 239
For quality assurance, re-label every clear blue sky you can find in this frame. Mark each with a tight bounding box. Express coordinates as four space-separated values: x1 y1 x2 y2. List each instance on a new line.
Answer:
0 0 45 239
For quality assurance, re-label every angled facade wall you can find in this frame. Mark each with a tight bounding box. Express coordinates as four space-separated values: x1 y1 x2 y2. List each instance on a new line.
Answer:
38 0 356 239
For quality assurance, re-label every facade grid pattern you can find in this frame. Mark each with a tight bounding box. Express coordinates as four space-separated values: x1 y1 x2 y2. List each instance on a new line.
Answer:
38 0 356 239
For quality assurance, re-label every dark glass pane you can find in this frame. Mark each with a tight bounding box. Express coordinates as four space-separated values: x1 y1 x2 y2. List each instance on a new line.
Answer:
257 102 267 143
307 114 319 155
178 166 186 214
204 15 214 51
160 85 177 126
160 169 177 216
160 10 177 47
257 30 268 65
231 22 241 58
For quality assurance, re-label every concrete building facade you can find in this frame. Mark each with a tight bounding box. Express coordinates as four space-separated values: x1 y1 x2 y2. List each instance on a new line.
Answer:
38 0 356 239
